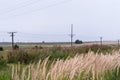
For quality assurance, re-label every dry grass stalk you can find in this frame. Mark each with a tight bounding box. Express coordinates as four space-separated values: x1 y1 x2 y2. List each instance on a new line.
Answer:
11 51 120 80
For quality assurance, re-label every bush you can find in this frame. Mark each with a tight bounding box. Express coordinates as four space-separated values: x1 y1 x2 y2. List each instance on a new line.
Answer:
0 47 3 51
79 44 113 54
75 40 83 44
13 44 19 50
7 50 29 64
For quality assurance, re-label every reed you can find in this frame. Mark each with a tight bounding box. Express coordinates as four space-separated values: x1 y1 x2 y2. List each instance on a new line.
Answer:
11 51 120 80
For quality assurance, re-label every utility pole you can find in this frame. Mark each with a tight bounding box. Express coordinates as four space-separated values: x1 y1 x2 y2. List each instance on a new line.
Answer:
118 40 120 48
100 37 102 47
70 24 74 47
8 32 17 50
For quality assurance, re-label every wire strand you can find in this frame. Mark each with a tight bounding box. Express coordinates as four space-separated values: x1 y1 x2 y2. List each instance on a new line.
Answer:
0 0 73 18
0 0 44 15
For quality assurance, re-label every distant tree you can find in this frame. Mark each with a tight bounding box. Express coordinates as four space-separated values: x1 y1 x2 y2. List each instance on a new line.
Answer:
42 41 45 43
0 47 3 51
75 39 83 44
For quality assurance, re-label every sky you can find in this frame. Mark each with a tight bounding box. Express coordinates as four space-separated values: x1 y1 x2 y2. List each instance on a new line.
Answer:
0 0 120 42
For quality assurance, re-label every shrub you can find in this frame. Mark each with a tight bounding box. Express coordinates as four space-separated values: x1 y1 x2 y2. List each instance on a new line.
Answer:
78 44 113 54
13 44 19 50
75 39 83 44
7 50 29 64
0 47 3 51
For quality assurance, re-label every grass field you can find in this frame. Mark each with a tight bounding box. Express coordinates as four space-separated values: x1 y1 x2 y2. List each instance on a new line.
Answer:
0 42 120 80
0 41 119 49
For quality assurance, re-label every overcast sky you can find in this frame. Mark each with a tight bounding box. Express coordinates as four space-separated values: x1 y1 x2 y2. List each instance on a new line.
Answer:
0 0 120 42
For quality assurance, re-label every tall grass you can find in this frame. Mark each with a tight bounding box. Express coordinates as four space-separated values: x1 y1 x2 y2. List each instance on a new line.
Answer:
5 44 115 64
11 51 120 80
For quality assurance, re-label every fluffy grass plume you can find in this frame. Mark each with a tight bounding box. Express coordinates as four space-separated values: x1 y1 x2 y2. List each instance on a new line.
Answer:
11 51 120 80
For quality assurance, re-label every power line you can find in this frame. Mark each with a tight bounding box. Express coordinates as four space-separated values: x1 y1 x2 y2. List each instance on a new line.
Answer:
18 0 73 15
18 32 68 36
0 0 73 18
0 0 44 15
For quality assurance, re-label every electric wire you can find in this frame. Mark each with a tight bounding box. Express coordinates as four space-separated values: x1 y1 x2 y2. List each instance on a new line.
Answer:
0 0 73 18
0 0 44 15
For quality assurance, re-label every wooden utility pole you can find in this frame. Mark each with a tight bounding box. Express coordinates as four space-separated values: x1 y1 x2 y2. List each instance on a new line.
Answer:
70 24 74 47
118 40 120 48
100 37 102 47
8 32 17 50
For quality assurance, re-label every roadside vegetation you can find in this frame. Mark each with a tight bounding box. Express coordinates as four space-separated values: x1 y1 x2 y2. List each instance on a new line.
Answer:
0 44 120 80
